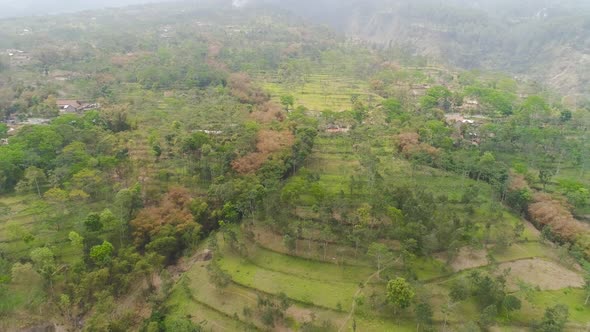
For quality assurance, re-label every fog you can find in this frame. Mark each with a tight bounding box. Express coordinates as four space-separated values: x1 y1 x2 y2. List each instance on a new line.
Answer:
2 0 589 19
1 0 587 96
0 0 178 18
242 0 590 17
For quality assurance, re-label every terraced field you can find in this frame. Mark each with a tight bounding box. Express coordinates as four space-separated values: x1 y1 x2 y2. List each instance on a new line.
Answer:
166 126 590 330
167 233 416 332
259 73 382 112
169 222 588 330
0 193 106 260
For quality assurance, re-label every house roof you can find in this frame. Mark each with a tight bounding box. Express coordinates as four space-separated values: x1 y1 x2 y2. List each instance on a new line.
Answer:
56 100 82 108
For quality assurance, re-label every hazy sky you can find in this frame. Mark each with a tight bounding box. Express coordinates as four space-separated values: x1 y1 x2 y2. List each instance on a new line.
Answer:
1 0 588 19
0 0 177 18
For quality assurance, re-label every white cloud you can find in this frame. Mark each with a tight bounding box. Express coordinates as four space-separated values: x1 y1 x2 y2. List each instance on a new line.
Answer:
232 0 249 8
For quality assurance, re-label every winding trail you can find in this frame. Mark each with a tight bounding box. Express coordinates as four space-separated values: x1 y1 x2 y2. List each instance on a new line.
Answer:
338 256 401 332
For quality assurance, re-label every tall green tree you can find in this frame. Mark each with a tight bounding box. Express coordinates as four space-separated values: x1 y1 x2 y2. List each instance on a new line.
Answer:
367 242 392 278
0 123 7 138
479 305 498 329
89 241 114 267
280 95 295 111
415 301 433 331
539 304 569 332
30 247 57 289
386 277 415 314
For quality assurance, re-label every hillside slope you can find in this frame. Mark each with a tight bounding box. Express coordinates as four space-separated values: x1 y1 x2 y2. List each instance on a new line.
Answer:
251 0 590 100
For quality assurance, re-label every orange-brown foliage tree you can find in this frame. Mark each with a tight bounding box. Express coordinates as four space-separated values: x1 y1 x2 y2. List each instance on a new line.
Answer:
396 132 420 153
395 132 439 159
130 187 199 247
228 73 269 105
250 101 286 123
256 130 295 154
231 130 295 174
528 193 586 241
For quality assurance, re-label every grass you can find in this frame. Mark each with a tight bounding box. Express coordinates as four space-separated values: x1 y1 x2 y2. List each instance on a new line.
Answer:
166 297 257 331
243 244 374 283
513 288 590 325
412 257 449 281
166 232 419 331
280 116 590 328
168 262 261 330
303 136 361 192
351 316 415 332
261 73 381 112
493 242 551 262
252 224 374 267
0 195 72 249
218 252 358 310
167 237 323 330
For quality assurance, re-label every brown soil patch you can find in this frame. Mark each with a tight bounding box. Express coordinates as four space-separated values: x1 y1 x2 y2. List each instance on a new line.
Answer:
437 247 489 271
286 307 314 324
498 258 584 291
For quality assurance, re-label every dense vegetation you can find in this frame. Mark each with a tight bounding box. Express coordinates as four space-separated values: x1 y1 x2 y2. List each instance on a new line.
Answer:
1 1 590 332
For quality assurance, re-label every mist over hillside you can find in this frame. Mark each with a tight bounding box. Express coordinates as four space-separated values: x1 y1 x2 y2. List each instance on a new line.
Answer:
1 0 588 97
0 0 177 18
243 0 590 99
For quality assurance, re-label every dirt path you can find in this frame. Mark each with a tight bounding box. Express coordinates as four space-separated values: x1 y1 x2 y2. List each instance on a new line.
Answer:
337 257 400 332
337 269 380 332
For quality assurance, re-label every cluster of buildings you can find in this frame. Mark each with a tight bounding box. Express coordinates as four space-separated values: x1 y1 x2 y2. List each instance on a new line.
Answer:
445 105 489 146
1 99 99 145
5 49 31 66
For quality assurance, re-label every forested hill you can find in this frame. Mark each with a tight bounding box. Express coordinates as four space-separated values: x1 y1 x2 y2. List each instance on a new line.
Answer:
250 0 590 101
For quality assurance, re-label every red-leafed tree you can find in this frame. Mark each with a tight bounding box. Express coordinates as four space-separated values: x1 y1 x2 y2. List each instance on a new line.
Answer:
130 187 201 253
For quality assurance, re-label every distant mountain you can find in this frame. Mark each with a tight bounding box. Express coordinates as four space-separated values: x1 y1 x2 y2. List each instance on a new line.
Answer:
0 0 176 18
248 0 590 99
2 0 589 98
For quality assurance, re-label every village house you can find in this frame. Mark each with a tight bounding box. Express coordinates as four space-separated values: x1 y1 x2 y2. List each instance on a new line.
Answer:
325 124 350 134
19 28 32 36
445 113 475 125
56 99 99 114
196 129 223 135
159 25 173 38
444 113 486 146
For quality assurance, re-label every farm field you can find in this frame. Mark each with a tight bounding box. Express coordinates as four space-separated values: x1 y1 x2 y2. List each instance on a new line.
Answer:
260 73 382 112
167 88 590 329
